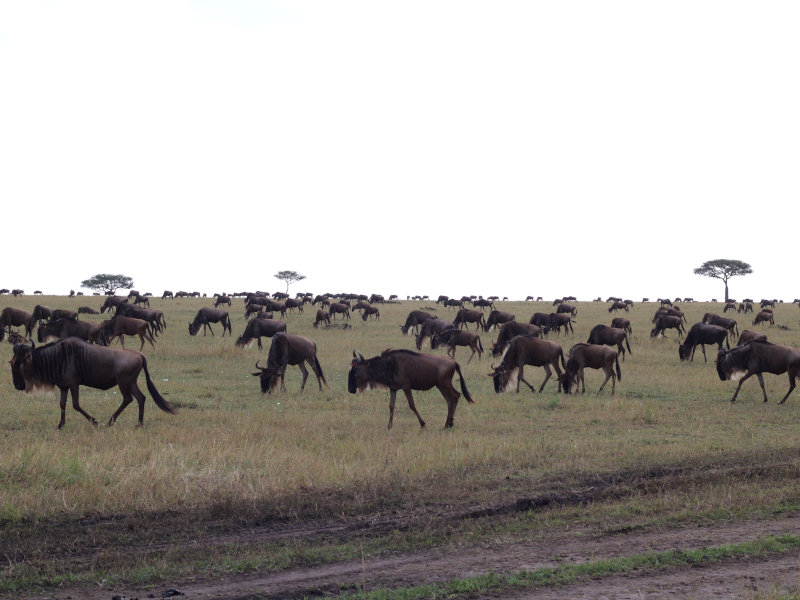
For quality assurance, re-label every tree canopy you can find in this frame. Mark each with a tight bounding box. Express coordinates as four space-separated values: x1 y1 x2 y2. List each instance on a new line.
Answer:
693 259 752 301
274 270 306 293
80 274 134 295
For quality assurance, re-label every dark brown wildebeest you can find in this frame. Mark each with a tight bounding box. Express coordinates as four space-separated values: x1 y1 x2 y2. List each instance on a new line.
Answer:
436 295 449 304
431 328 483 363
490 322 542 357
284 298 304 314
0 307 35 339
245 303 269 319
51 309 78 321
313 310 331 328
98 316 156 351
352 300 371 312
483 310 515 332
9 337 175 429
561 343 621 394
702 313 739 340
650 315 686 339
12 289 24 297
610 317 632 336
453 309 485 331
653 306 686 323
400 310 435 335
162 290 173 300
37 316 101 344
557 303 577 317
717 339 800 404
548 313 574 335
415 318 455 350
724 302 737 313
678 323 729 362
761 299 776 309
251 333 326 393
753 311 775 327
116 304 167 336
472 298 494 310
235 318 287 349
348 349 474 429
188 308 232 337
738 302 754 314
737 330 767 345
361 306 380 321
101 296 128 313
31 305 53 324
329 302 351 321
490 335 565 393
658 298 672 307
608 301 628 313
587 324 632 361
369 294 385 304
133 295 150 307
214 295 232 308
529 312 551 332
444 298 464 309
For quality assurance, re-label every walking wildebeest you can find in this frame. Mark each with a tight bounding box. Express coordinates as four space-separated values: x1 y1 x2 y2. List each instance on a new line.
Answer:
702 313 739 340
188 308 232 337
431 328 483 363
9 338 176 429
610 317 632 336
737 330 767 346
587 324 632 360
490 335 565 393
328 302 351 321
483 310 515 332
753 311 775 327
37 316 101 344
0 307 35 339
490 322 542 357
651 315 686 339
717 339 800 404
348 349 474 429
561 343 621 394
101 296 128 313
400 310 435 335
98 316 156 351
678 323 729 362
251 333 326 393
235 318 287 349
415 318 455 350
453 309 485 331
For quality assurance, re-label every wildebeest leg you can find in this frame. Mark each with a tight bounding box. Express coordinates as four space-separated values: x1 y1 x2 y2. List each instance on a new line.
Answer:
107 387 136 426
66 386 98 428
578 368 586 394
403 388 426 428
257 337 263 350
729 371 755 403
598 366 613 393
205 323 214 336
280 366 288 392
778 371 798 404
537 365 552 393
297 362 309 391
387 389 397 429
755 373 770 402
517 366 537 393
467 346 476 364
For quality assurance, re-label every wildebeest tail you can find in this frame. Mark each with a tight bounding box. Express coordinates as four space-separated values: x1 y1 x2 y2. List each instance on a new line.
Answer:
615 354 622 382
314 355 328 387
559 347 566 370
454 363 474 403
625 333 632 356
141 356 177 414
477 337 484 352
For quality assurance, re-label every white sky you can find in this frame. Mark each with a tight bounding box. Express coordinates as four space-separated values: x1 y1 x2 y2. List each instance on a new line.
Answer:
1 1 798 301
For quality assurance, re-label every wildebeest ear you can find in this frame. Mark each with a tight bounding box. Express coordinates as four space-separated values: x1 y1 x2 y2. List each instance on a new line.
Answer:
251 372 262 376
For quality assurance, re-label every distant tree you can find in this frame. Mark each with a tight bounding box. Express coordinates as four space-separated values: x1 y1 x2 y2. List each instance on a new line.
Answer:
274 270 306 293
80 274 134 296
693 259 752 302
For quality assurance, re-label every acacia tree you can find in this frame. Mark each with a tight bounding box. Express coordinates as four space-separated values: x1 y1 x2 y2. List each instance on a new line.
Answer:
274 270 306 293
80 274 134 296
693 259 752 302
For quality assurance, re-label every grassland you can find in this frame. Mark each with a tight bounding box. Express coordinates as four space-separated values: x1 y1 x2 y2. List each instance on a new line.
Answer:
2 294 800 598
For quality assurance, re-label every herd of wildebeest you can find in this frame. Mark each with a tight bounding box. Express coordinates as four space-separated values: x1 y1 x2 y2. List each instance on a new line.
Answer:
2 289 800 431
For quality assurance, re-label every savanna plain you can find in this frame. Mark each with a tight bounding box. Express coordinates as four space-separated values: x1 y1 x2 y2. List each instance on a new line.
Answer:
3 295 800 599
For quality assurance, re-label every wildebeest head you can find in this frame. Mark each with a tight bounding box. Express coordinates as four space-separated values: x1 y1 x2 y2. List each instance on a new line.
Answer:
715 346 748 382
188 322 200 336
252 360 280 393
347 351 368 393
347 350 390 394
489 362 516 393
678 342 692 361
9 343 33 391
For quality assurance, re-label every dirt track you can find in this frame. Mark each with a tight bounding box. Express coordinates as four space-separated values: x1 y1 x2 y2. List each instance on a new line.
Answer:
31 513 800 600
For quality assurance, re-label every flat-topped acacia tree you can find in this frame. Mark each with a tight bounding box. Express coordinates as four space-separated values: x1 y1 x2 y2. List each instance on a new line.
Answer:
693 259 752 302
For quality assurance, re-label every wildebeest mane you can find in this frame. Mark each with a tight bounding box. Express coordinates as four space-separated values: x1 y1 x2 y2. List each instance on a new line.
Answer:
26 340 91 385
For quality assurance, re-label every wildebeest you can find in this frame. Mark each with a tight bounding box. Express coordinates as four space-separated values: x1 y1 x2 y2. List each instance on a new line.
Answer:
9 337 176 429
101 296 128 313
724 302 737 313
415 318 455 350
313 310 331 328
610 317 632 336
214 295 232 308
400 310 435 335
608 301 628 313
188 308 232 337
361 306 380 321
490 322 542 357
431 328 483 363
738 302 754 314
717 339 800 404
702 313 739 340
328 302 351 321
561 343 621 394
453 309 485 331
98 316 156 351
529 312 551 332
737 330 767 345
0 307 35 339
162 290 173 300
483 310 515 332
650 315 686 339
678 323 729 362
31 304 53 324
235 318 287 349
251 333 326 393
52 309 78 321
37 316 101 344
587 324 632 360
654 307 686 323
348 349 474 429
133 295 150 307
753 311 775 327
116 304 167 335
490 335 565 393
547 313 574 336
557 303 578 317
444 298 464 309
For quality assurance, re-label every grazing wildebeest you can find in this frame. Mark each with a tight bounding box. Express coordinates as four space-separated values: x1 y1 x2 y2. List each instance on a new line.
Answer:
529 312 551 332
400 310 435 335
490 335 565 393
284 298 305 314
328 302 351 321
431 328 483 363
348 349 474 429
453 309 485 331
0 307 35 339
162 290 174 300
737 330 767 345
133 295 150 307
214 295 232 308
101 296 128 314
369 294 385 304
724 302 737 313
444 298 464 309
415 318 455 350
235 318 287 349
116 304 167 336
678 323 729 362
561 343 621 394
10 338 176 429
313 310 331 328
753 311 775 327
738 302 754 314
188 308 232 337
658 298 672 306
490 322 542 357
98 316 156 351
361 306 380 321
650 315 686 339
472 298 494 310
251 333 326 393
12 289 24 297
483 310 515 332
653 307 686 323
610 317 632 336
31 304 53 324
37 316 101 344
608 301 628 313
702 313 739 340
587 324 632 360
436 295 449 304
717 339 800 404
548 313 574 335
556 303 577 317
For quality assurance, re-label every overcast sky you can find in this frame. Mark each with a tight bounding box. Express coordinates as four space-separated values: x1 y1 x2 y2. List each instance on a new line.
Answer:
1 1 797 301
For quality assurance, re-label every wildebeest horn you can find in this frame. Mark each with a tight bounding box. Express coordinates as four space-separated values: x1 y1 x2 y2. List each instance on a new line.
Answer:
254 360 266 371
